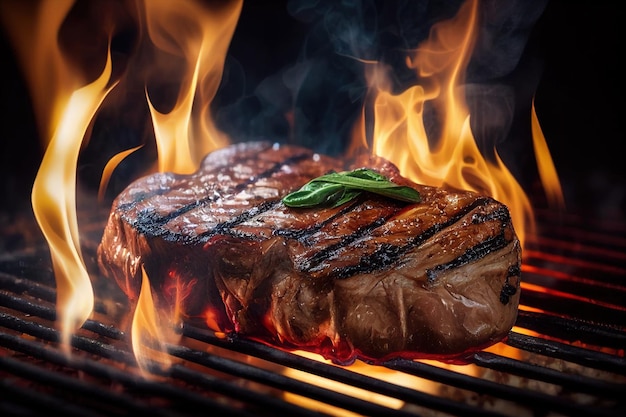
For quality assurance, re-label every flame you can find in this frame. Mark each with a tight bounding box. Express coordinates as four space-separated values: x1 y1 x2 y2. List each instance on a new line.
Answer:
531 100 566 210
284 351 408 413
30 65 116 349
1 1 118 350
163 270 199 324
355 0 561 248
144 0 243 173
98 145 143 202
127 0 243 370
30 57 116 349
131 266 174 376
4 0 242 363
10 0 565 397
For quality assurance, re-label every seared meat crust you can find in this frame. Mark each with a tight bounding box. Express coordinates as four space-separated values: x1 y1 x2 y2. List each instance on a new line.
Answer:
97 141 521 364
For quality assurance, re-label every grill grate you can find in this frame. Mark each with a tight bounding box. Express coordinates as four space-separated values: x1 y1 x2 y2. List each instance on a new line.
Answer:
1 203 625 417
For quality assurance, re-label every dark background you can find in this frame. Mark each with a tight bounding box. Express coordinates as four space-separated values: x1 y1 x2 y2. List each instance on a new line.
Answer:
0 0 623 220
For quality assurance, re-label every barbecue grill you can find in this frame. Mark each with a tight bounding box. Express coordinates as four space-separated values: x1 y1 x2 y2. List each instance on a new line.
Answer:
1 1 624 416
1 190 625 417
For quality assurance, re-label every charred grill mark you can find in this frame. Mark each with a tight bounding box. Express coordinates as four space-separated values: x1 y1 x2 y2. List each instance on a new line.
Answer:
127 151 314 240
332 242 403 278
425 205 513 283
500 264 521 305
425 233 509 283
117 142 275 214
327 197 496 279
199 200 283 241
471 205 513 226
272 199 363 241
305 212 393 273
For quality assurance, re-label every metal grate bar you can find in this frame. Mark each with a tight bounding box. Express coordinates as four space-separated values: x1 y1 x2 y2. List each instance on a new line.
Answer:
0 375 103 417
0 355 179 417
0 271 126 320
519 288 626 326
505 332 626 375
515 310 626 349
520 269 626 306
181 323 508 417
0 317 312 417
383 357 623 417
164 364 331 417
166 343 427 417
471 351 624 397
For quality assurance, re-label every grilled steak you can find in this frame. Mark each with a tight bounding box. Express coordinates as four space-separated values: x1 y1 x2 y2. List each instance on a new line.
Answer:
97 141 522 364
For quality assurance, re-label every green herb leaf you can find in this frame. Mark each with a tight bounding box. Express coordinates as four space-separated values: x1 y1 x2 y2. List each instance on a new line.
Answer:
282 168 421 208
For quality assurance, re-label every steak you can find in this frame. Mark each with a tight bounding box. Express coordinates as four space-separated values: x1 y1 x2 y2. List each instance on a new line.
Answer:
97 141 522 364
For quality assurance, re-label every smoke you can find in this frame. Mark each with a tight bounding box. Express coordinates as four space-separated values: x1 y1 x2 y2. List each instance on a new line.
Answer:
214 0 547 167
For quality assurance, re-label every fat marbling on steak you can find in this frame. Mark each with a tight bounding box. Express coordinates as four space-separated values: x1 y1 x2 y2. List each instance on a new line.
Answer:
97 141 521 364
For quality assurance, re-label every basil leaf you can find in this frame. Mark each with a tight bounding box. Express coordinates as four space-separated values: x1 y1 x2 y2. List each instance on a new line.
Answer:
282 168 421 208
332 189 362 207
281 183 345 208
344 167 388 182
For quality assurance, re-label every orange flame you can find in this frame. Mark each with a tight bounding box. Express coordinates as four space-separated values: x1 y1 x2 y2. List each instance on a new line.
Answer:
127 0 243 370
1 0 118 350
30 55 116 349
98 145 143 202
2 0 242 362
144 0 243 174
131 266 174 376
531 100 566 210
355 0 561 248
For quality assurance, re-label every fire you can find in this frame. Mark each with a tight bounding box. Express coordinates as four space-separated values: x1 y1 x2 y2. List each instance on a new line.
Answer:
164 270 198 325
0 0 118 351
131 266 174 376
98 145 143 202
1 0 242 361
6 0 565 406
356 0 563 249
144 0 242 174
531 100 566 210
30 60 116 350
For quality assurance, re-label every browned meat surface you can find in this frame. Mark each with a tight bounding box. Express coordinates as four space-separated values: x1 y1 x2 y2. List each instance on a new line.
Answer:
97 141 522 364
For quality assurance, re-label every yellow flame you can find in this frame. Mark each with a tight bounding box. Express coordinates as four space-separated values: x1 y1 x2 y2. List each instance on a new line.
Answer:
284 349 483 412
98 145 144 202
144 0 243 174
126 0 243 371
532 100 566 210
1 0 121 351
284 351 407 413
131 266 173 376
362 0 539 247
31 51 116 350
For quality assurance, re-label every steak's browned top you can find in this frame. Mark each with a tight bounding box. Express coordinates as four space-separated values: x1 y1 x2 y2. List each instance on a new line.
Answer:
98 141 521 364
